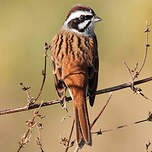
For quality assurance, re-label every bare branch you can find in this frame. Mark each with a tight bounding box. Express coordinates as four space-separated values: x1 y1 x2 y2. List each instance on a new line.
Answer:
123 21 151 102
17 102 44 152
92 112 152 135
138 21 150 74
19 83 34 105
96 76 152 95
65 120 75 152
34 42 50 102
0 99 60 115
91 93 112 128
0 76 152 116
124 21 150 82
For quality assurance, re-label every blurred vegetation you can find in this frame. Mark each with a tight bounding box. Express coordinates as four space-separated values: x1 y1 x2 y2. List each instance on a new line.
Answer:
0 0 152 152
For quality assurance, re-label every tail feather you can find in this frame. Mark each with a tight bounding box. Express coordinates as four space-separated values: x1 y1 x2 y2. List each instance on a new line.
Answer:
75 107 84 146
74 100 92 147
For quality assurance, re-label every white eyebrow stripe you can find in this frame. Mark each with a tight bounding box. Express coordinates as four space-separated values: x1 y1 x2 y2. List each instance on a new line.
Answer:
64 10 92 25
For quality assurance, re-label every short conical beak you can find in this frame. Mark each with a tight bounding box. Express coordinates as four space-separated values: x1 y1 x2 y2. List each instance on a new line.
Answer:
94 15 102 22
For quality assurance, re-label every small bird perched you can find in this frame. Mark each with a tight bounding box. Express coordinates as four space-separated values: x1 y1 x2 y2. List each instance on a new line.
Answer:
51 4 101 147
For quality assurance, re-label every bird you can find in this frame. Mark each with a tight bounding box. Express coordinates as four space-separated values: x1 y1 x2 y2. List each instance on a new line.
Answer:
51 4 101 147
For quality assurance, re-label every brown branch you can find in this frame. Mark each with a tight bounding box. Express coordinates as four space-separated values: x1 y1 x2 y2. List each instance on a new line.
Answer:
17 102 44 152
19 83 34 105
19 43 50 106
124 21 150 82
91 93 112 128
96 76 152 95
34 42 50 102
62 93 152 152
0 99 61 115
123 21 151 102
65 120 75 152
137 21 150 74
92 112 152 135
36 125 44 152
0 76 152 116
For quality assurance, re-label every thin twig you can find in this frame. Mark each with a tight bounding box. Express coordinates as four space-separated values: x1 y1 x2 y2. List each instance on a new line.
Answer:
17 102 44 152
36 122 44 152
19 83 34 105
92 112 152 135
124 21 150 82
138 21 150 75
91 93 112 128
139 91 152 102
34 42 50 102
65 120 75 152
123 61 135 90
0 76 152 116
123 21 151 101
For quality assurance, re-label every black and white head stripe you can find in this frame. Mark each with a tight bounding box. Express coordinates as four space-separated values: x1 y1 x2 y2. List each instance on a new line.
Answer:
64 10 93 26
65 4 95 22
63 4 100 35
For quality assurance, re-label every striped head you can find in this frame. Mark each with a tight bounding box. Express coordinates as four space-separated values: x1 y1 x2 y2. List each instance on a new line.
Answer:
63 4 101 36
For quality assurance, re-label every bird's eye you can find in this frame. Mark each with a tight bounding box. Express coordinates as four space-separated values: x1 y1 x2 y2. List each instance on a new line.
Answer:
79 15 85 20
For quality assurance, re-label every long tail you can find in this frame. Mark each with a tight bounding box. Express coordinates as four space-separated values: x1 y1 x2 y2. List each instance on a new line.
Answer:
74 95 92 147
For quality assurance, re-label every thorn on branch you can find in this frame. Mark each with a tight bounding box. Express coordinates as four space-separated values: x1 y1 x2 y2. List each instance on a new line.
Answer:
144 21 150 33
147 112 152 122
42 69 46 76
93 112 152 136
132 87 142 94
92 129 102 135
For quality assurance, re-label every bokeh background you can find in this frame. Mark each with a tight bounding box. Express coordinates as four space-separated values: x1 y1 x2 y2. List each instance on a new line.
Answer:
0 0 152 152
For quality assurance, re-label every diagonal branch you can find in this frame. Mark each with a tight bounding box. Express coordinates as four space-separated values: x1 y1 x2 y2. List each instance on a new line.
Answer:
91 93 112 128
92 112 152 135
65 120 75 152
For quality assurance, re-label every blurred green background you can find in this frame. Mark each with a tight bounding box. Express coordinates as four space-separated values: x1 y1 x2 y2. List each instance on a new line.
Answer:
0 0 152 152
